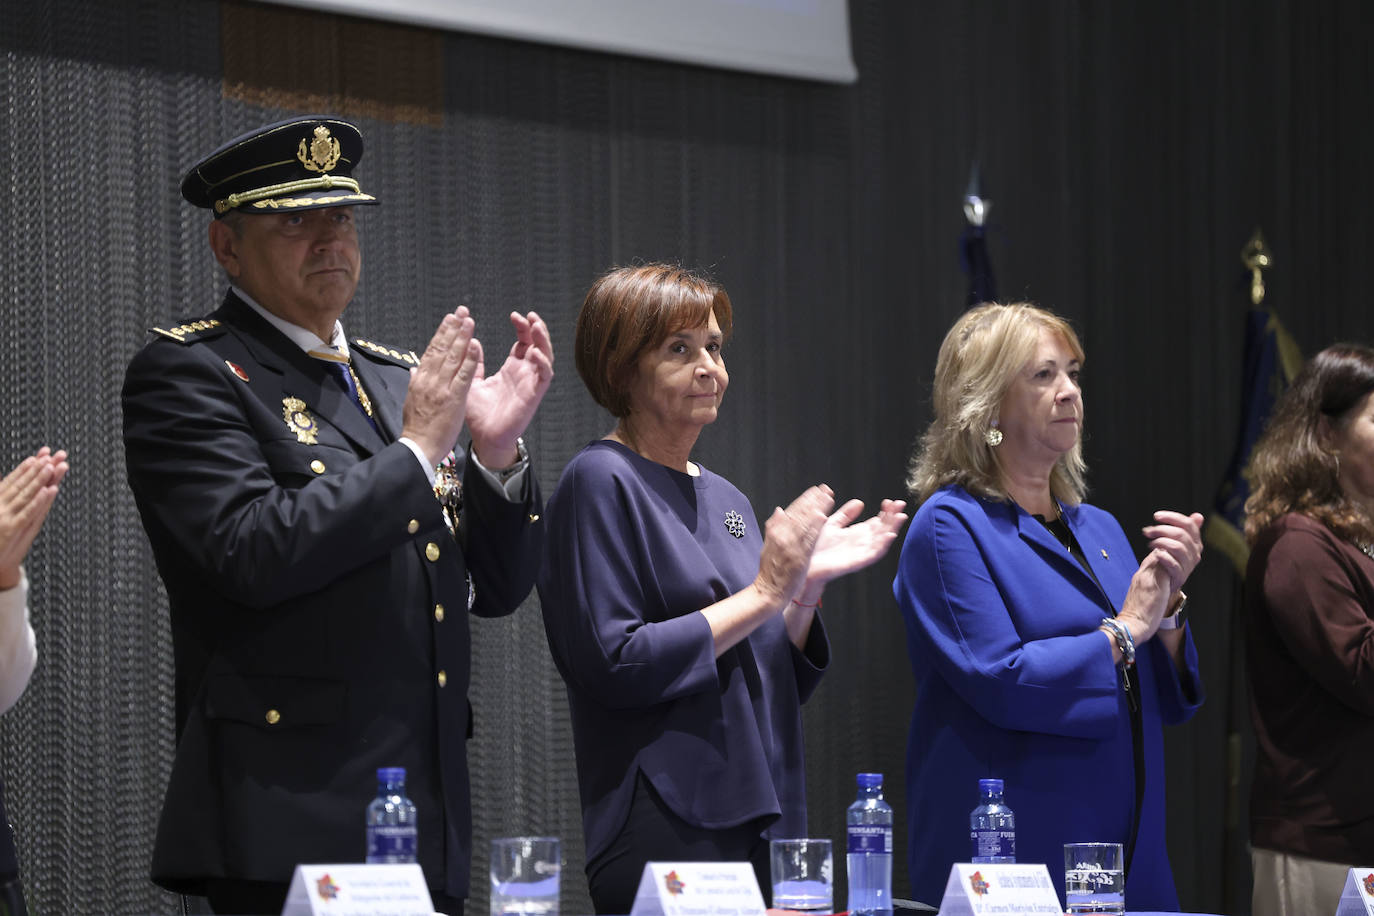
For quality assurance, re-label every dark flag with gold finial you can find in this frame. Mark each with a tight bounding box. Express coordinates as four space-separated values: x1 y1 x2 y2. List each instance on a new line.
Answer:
960 163 997 306
1210 229 1301 914
1203 230 1302 576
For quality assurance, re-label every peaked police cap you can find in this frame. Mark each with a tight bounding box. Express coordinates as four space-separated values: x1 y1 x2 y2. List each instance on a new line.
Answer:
180 116 380 217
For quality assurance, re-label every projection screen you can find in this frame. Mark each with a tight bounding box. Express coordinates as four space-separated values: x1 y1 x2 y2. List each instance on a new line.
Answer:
255 0 858 84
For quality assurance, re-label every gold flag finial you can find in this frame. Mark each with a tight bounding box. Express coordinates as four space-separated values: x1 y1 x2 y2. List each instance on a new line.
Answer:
1241 228 1272 306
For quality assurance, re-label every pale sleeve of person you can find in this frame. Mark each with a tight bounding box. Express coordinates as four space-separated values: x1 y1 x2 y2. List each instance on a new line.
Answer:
0 568 37 715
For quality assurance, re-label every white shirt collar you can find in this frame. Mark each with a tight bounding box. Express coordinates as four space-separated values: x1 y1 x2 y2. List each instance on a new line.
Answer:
231 285 350 359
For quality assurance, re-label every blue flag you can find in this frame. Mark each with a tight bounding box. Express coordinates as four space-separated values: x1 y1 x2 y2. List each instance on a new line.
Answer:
960 223 997 307
1204 299 1301 577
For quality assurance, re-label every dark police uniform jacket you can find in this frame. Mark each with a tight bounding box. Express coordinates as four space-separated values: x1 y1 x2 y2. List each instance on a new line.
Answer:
121 291 542 899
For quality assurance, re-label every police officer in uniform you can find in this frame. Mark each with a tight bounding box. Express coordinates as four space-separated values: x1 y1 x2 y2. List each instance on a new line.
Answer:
122 116 553 915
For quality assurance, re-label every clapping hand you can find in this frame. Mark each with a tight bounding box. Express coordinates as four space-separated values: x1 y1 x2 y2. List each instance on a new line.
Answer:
1142 510 1205 594
466 311 555 468
756 485 834 602
805 497 908 587
402 307 482 467
1118 509 1204 643
0 447 69 590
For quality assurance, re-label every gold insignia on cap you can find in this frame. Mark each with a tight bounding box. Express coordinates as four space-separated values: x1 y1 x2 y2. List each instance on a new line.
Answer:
298 124 342 173
250 190 373 210
282 397 320 445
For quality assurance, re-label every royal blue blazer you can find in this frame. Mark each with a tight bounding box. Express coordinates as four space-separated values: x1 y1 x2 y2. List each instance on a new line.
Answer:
893 485 1202 910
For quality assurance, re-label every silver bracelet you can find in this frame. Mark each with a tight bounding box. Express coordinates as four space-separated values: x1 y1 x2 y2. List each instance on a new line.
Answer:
1101 617 1136 668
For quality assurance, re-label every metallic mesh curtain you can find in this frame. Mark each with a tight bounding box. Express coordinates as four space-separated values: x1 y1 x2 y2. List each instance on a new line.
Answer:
4 0 1374 913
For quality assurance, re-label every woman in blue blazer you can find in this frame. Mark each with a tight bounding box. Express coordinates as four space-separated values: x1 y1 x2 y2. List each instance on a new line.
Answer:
893 303 1205 910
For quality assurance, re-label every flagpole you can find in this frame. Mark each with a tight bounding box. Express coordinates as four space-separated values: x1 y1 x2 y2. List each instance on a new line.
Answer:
1220 227 1288 913
1223 230 1267 911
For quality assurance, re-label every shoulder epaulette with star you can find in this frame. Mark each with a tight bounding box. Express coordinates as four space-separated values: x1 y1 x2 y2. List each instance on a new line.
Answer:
149 319 225 344
352 338 419 368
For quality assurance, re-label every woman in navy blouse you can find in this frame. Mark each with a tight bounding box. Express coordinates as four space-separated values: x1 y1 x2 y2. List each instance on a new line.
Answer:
893 303 1205 909
538 263 906 913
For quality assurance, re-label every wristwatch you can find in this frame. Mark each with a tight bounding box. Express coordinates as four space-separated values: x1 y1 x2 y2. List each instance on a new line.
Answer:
492 437 529 484
1157 592 1189 630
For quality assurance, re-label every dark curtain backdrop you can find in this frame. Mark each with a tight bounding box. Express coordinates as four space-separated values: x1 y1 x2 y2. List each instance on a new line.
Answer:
2 0 1372 912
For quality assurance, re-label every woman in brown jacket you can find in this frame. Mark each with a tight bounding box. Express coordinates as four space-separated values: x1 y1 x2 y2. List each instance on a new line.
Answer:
1245 343 1374 916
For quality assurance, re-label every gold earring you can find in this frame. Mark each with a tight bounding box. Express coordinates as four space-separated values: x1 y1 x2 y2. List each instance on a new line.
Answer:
984 421 1003 447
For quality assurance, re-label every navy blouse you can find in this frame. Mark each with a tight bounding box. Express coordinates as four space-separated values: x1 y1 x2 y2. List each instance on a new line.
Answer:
538 440 829 863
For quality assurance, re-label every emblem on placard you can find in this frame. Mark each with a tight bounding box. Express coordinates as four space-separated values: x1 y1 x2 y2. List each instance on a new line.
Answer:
298 124 341 173
315 872 340 900
724 510 746 539
1364 873 1374 895
663 870 686 896
282 397 320 444
968 870 990 896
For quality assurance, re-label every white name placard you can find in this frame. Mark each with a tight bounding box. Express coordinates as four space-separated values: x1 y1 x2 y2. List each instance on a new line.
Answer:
1335 867 1374 916
629 861 767 916
937 863 1064 916
280 863 435 916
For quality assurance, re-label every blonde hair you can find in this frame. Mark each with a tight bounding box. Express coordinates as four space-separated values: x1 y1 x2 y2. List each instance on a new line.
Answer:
906 302 1088 507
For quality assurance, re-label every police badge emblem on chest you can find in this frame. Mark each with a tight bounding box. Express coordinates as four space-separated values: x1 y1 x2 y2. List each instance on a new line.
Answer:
282 397 319 444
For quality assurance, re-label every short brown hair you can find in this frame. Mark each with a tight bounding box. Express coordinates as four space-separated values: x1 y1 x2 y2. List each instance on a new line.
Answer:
1244 343 1374 544
574 264 734 418
906 302 1088 507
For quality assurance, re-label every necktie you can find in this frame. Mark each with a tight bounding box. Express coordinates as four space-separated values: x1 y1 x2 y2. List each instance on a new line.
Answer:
310 348 379 433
